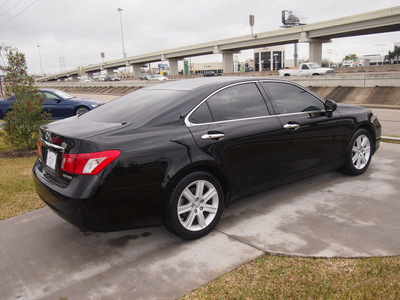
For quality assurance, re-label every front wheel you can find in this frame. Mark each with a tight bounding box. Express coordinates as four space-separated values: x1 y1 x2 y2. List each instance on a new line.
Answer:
343 129 373 175
75 106 89 116
164 172 224 240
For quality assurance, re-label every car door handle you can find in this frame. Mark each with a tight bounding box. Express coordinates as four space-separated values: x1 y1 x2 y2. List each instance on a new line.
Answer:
283 123 300 130
201 133 225 140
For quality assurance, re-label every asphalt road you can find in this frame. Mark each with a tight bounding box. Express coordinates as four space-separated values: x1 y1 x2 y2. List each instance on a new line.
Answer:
1 142 399 299
373 108 400 136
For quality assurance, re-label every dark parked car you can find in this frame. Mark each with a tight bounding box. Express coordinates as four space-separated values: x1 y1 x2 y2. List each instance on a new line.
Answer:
0 89 104 120
33 77 381 239
203 71 222 77
104 75 120 81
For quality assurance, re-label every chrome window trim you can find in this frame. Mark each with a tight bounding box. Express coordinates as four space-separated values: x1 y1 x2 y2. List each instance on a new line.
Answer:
186 114 277 127
185 81 268 127
184 80 326 128
186 110 325 127
276 110 325 118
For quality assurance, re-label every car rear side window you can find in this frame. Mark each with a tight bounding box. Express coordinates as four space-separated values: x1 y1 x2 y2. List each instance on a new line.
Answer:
189 102 213 124
262 82 324 114
205 83 268 122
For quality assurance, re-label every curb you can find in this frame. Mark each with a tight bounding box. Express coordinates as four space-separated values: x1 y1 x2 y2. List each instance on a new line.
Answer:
381 136 400 142
361 104 400 110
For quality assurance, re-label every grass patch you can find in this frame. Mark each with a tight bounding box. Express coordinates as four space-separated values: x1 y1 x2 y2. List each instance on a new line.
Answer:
0 129 44 219
0 129 17 152
183 255 400 299
0 156 44 220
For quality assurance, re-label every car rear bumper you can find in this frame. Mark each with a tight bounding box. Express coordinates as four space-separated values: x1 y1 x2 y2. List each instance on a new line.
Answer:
32 160 163 232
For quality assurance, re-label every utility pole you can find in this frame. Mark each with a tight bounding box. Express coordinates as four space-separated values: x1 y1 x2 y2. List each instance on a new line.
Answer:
117 8 127 58
37 45 43 76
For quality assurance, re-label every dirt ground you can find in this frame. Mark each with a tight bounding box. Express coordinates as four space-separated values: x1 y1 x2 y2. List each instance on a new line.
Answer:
309 86 400 106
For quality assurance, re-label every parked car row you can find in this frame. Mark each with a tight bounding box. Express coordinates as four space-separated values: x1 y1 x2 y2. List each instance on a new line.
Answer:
140 73 169 81
76 74 169 81
98 75 121 82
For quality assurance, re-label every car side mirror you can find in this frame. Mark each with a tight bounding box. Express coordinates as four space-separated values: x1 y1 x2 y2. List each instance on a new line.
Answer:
325 99 337 113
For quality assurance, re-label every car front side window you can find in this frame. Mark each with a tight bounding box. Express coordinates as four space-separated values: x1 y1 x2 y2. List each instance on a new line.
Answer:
261 82 324 115
204 83 268 122
42 92 60 102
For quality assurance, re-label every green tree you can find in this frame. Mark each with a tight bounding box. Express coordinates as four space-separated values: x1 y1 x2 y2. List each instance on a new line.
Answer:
0 45 50 150
344 54 358 61
385 46 400 64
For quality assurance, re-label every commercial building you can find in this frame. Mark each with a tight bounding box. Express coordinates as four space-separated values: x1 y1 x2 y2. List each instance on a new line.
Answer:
254 46 285 71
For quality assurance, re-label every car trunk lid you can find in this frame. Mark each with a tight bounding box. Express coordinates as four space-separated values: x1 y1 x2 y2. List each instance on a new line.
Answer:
37 119 130 184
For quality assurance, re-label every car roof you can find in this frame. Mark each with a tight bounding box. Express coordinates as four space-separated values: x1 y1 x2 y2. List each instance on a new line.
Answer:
145 76 279 92
39 88 63 93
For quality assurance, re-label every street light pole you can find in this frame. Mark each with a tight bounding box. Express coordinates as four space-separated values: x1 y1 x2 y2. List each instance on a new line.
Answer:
117 8 126 58
37 45 43 76
327 49 332 67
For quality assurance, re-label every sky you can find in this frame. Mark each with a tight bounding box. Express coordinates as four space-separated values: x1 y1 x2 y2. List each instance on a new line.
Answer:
1 0 399 75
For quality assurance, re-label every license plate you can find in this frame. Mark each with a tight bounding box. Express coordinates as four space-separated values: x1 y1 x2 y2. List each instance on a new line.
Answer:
46 150 57 170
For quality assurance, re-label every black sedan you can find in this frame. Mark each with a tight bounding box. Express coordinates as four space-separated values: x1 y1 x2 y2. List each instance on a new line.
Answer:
0 89 104 120
203 71 222 77
33 77 381 239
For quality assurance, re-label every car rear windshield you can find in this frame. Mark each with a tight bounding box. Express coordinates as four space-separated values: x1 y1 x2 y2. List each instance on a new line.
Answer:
79 88 187 125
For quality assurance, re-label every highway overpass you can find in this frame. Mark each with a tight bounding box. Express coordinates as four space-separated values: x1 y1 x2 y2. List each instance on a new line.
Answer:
38 6 400 82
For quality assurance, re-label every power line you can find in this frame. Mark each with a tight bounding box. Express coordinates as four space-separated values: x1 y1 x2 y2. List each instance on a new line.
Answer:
0 0 25 18
0 0 13 9
0 0 39 26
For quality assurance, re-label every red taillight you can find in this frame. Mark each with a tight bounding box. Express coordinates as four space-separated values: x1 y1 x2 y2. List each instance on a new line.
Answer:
61 150 120 175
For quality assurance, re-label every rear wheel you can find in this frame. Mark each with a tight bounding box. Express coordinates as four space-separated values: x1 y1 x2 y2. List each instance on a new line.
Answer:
164 171 224 240
343 129 373 175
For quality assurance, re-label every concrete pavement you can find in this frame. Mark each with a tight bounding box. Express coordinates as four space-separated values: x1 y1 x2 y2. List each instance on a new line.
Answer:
1 142 399 299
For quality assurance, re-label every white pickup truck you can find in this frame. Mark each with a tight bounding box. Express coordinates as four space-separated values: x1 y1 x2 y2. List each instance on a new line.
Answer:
279 63 334 76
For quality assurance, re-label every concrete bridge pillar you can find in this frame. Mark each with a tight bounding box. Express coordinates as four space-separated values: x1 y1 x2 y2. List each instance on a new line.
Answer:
86 71 95 78
309 42 323 65
169 59 179 76
132 64 142 78
213 46 237 74
299 32 331 65
222 52 234 73
104 68 113 75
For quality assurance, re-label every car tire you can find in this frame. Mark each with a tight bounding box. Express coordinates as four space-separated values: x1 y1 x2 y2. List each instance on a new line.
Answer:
343 129 373 175
164 171 224 240
75 106 89 116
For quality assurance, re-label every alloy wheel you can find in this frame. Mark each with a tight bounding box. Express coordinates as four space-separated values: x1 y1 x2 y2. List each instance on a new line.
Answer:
177 179 219 232
351 134 371 170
